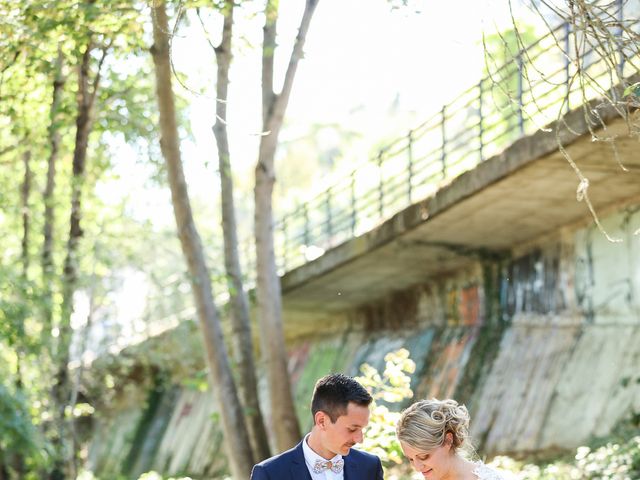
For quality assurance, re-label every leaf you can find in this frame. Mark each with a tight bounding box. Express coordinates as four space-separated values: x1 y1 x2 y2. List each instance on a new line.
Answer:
623 82 640 97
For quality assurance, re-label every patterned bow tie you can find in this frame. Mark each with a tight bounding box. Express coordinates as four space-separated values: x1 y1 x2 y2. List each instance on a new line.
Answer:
313 458 344 474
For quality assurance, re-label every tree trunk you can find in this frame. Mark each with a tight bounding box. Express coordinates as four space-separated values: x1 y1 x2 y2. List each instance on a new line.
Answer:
69 266 98 480
0 461 8 480
13 148 31 479
150 3 254 478
42 46 65 338
212 0 271 462
254 0 319 452
21 150 32 275
51 37 105 480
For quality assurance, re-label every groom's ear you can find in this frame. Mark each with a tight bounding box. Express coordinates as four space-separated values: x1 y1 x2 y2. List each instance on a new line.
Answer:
315 411 327 429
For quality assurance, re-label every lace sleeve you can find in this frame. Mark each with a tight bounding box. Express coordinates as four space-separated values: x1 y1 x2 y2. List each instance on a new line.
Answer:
473 463 509 480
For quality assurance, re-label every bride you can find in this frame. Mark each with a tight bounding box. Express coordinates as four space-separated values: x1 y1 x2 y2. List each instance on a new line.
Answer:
396 398 507 480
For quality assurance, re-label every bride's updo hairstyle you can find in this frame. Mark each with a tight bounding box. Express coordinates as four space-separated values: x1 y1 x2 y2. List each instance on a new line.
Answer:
396 398 471 454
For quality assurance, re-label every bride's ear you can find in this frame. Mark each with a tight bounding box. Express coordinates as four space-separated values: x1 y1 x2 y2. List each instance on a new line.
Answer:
444 432 453 449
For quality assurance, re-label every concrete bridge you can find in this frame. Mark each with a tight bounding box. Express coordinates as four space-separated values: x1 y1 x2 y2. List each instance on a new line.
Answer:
280 103 640 339
85 15 640 478
272 16 640 338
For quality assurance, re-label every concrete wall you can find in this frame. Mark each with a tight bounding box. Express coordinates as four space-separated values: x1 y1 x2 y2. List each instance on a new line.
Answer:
472 206 640 454
86 203 640 478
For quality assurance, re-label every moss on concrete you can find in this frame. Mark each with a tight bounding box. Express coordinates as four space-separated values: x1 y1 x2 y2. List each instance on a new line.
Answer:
121 372 166 477
453 262 506 408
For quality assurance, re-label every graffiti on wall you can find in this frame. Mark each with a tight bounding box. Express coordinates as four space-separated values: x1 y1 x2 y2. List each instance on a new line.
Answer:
501 246 565 318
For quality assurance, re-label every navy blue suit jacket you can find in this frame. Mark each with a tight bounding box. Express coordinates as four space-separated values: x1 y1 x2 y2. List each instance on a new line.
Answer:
250 441 384 480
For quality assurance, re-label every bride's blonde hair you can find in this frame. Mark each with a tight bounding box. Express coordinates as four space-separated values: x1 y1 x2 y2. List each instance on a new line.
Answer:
396 398 472 455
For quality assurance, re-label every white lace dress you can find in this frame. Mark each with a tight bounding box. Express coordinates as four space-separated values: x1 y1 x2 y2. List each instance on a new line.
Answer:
472 462 509 480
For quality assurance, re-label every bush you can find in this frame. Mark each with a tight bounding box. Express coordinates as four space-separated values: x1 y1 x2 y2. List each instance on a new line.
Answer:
0 382 47 475
491 435 640 480
355 348 416 469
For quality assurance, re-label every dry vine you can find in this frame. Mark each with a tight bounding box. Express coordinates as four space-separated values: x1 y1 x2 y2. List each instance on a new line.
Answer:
490 0 640 238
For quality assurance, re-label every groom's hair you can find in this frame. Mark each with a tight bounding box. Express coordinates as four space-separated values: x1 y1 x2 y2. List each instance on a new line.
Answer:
311 373 372 423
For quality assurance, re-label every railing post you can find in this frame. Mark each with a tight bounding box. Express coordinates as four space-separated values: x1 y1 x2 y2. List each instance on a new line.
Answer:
407 130 413 203
564 22 571 113
242 239 249 284
378 151 384 219
325 186 333 246
441 106 446 178
478 79 484 162
303 202 310 251
517 53 524 134
350 172 356 236
281 214 288 271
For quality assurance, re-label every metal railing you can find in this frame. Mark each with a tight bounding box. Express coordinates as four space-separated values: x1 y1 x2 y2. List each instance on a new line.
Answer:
237 7 639 284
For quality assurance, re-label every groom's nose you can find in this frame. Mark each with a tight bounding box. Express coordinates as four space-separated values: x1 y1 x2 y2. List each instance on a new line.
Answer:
353 429 363 444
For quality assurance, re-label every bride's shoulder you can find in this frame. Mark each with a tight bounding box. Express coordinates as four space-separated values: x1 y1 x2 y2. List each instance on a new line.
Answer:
472 462 510 480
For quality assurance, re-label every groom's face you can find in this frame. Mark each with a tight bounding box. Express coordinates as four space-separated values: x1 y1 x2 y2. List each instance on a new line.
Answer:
319 401 370 456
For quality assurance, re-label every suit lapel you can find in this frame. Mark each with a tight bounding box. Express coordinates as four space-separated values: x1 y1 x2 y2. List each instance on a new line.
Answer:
290 441 313 480
343 454 358 480
291 461 312 480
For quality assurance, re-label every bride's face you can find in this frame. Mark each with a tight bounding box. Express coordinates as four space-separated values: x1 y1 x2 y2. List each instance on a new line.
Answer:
400 441 453 480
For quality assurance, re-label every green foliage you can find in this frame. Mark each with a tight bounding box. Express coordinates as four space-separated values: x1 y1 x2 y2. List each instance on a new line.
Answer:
623 82 640 106
0 268 39 351
181 368 209 392
481 24 539 151
623 82 640 98
356 348 416 467
0 1 193 476
78 470 197 480
0 382 47 473
137 473 194 480
492 434 640 479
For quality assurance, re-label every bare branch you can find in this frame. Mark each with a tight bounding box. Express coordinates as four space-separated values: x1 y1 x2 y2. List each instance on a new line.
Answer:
88 45 110 109
196 7 219 52
0 145 17 158
265 0 319 133
493 0 640 241
262 0 278 124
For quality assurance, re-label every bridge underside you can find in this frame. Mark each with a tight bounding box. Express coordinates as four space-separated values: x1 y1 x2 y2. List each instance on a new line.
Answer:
279 108 640 339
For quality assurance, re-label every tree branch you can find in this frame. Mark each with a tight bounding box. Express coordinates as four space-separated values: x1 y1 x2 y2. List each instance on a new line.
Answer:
0 145 17 158
262 0 278 125
88 45 110 109
265 0 319 133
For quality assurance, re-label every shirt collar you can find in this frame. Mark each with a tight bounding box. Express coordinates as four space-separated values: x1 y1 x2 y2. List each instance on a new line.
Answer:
302 433 342 469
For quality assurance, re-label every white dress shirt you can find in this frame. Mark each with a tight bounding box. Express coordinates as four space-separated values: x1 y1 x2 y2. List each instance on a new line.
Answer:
302 433 344 480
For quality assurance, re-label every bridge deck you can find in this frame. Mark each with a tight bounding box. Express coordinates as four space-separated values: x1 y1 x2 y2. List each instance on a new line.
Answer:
279 105 640 339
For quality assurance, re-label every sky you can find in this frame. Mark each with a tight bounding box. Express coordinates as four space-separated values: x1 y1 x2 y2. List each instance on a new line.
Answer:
104 0 546 228
167 0 544 202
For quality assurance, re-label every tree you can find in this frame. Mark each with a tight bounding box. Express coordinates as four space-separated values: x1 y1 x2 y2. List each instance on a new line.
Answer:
1 2 158 477
52 36 108 480
207 1 271 461
184 0 322 456
0 4 68 477
150 2 254 478
254 0 320 451
42 46 65 341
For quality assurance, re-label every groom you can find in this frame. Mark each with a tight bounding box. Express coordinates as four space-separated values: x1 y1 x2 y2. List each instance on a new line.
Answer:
250 373 384 479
